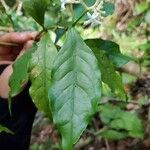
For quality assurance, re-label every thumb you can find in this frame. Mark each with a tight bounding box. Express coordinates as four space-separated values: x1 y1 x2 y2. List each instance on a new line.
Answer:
17 40 34 59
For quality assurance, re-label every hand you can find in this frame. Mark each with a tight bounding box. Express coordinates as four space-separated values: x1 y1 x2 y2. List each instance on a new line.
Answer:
0 32 38 98
0 32 37 63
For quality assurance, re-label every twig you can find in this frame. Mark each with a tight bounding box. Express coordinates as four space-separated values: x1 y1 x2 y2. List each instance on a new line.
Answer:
99 98 150 111
99 99 138 105
72 9 88 26
74 137 92 150
16 1 22 15
105 139 111 150
0 0 9 11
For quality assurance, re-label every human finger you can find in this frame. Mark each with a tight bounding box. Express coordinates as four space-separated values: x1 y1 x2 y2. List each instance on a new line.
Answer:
22 40 34 51
15 40 34 59
0 53 15 61
0 32 38 44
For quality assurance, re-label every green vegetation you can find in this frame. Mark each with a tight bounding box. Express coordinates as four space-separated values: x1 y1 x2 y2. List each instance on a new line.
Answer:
0 0 149 149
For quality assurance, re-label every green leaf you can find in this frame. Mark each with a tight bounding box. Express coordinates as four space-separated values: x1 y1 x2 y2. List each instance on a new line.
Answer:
102 2 115 17
29 32 57 118
85 40 126 99
73 0 95 20
49 28 101 150
139 42 150 51
55 27 66 44
9 44 37 97
99 104 122 124
100 129 128 140
85 39 131 67
100 52 126 99
99 104 144 139
135 1 149 15
0 124 14 134
22 0 49 26
73 4 86 22
110 112 144 138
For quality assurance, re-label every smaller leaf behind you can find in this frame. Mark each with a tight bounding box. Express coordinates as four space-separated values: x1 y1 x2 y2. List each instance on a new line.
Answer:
102 2 115 17
100 129 128 140
85 39 131 68
85 39 126 100
22 0 49 27
99 104 144 139
9 44 37 97
29 32 57 118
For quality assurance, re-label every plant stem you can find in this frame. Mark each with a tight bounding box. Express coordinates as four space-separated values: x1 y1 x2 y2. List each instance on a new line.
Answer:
0 0 9 11
72 9 88 27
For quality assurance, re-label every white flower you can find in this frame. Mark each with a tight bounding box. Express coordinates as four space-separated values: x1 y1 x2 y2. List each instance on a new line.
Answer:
60 0 66 10
84 11 101 27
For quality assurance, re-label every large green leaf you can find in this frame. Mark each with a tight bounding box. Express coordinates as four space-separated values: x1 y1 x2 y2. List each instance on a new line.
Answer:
22 0 49 26
49 28 101 150
85 39 131 67
85 40 126 99
9 44 37 97
29 32 57 118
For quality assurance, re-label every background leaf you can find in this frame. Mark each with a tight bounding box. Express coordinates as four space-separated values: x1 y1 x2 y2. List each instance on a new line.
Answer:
100 129 128 140
49 28 101 150
85 39 126 99
73 0 114 22
22 0 49 26
9 44 37 97
99 104 144 139
85 39 131 67
102 2 115 17
29 32 57 118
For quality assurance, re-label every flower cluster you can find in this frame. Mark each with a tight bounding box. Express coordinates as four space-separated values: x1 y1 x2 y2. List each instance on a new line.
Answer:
60 0 107 27
84 0 106 27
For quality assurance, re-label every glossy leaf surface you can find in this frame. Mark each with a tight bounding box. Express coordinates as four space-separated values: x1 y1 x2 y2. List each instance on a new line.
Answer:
29 32 57 118
49 28 101 150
